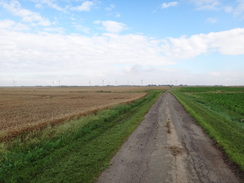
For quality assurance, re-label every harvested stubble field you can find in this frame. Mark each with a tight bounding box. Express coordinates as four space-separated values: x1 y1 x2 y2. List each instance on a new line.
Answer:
0 86 165 140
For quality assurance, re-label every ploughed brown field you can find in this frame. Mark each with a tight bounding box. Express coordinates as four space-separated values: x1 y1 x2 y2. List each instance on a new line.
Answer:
0 86 165 139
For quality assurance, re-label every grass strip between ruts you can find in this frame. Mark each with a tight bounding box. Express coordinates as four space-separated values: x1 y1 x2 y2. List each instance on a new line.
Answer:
0 89 163 183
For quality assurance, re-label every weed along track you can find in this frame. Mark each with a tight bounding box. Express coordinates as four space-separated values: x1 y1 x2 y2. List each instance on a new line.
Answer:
97 92 242 183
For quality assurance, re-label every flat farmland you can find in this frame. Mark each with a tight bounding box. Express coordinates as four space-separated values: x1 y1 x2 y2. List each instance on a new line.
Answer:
0 86 164 137
0 87 242 183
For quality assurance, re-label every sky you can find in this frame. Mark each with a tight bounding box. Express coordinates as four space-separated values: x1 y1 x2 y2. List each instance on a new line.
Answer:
0 0 244 86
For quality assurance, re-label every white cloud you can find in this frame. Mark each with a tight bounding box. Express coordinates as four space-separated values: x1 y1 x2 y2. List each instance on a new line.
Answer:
0 20 15 29
0 19 29 31
71 1 94 12
105 4 115 11
223 1 244 19
210 72 221 76
115 13 121 17
209 28 244 55
188 0 243 19
32 0 64 11
206 17 217 24
233 0 244 18
0 30 172 76
0 28 243 86
43 27 64 34
1 28 243 72
73 24 90 34
94 20 128 33
161 1 178 8
162 28 244 60
189 0 220 10
224 6 233 13
105 4 121 18
0 0 51 26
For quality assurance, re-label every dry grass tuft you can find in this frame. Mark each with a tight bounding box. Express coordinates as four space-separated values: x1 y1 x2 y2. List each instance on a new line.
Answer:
166 119 171 134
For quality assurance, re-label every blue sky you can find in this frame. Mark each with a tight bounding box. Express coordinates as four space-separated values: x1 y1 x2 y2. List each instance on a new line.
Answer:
0 0 244 86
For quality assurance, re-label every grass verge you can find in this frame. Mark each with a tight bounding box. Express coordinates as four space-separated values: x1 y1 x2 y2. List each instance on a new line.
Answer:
0 89 163 183
172 89 244 171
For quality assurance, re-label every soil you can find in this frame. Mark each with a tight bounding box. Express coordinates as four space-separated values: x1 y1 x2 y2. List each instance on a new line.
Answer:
96 92 242 183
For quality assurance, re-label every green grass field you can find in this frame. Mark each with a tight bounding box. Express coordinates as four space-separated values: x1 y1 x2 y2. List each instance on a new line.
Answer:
172 87 244 171
0 90 163 183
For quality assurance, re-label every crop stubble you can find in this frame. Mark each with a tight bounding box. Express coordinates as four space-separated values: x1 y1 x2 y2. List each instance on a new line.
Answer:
0 86 163 139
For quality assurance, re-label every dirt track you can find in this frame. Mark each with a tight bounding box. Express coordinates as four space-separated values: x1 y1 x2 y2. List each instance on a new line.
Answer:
97 92 241 183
